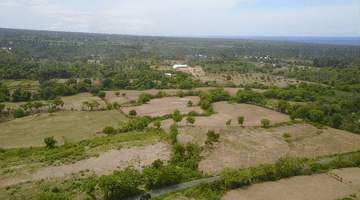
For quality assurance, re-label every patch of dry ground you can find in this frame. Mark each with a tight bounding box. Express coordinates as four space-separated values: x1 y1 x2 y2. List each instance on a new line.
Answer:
123 96 203 117
160 102 290 129
61 93 106 110
221 168 360 200
169 123 359 175
0 143 171 187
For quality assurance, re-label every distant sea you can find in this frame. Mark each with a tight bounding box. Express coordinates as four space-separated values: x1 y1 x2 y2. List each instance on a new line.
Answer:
201 36 360 46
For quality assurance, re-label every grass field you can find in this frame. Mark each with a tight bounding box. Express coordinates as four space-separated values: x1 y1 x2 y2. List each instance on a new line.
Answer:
2 79 14 86
0 110 128 149
8 80 24 87
20 80 33 87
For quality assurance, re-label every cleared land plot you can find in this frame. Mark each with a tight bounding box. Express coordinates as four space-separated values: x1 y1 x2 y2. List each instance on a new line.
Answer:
221 168 360 200
20 80 33 87
2 79 14 86
122 96 202 117
61 92 106 110
0 143 171 187
0 110 128 149
171 123 359 175
160 102 290 129
8 80 24 87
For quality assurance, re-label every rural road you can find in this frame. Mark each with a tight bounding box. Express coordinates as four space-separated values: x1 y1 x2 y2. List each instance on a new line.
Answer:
125 176 221 200
125 156 351 200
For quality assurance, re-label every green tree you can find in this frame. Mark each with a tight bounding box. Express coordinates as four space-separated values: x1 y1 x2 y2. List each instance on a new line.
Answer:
121 93 126 97
34 102 44 112
309 109 324 123
237 116 245 126
115 92 120 96
102 126 115 135
330 113 343 128
0 103 4 114
13 108 25 118
172 110 183 124
206 130 220 141
129 109 137 117
98 92 106 99
81 177 97 198
47 108 55 115
226 75 232 81
276 100 292 114
187 101 193 107
186 116 195 124
88 86 101 95
44 136 57 148
153 120 161 129
107 103 112 110
261 119 271 128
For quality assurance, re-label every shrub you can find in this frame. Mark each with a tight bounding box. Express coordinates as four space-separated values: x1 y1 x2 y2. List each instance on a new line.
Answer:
98 92 106 99
187 101 193 107
115 92 120 96
188 111 200 116
206 130 220 141
13 108 25 118
261 119 271 128
226 119 232 125
154 120 161 129
102 126 115 135
106 103 112 110
44 136 57 148
121 93 126 97
237 116 245 126
129 100 136 104
172 110 183 124
47 108 55 115
186 116 195 124
129 109 137 117
283 133 292 138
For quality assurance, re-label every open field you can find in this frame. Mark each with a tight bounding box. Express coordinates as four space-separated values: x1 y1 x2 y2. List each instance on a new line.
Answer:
61 92 106 110
8 80 24 87
0 142 171 187
221 167 360 200
0 110 128 149
169 123 360 174
159 102 290 129
2 79 14 86
122 96 203 117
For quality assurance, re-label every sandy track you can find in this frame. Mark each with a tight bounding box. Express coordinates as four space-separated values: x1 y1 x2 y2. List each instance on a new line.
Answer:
122 96 203 117
0 143 171 187
221 168 360 200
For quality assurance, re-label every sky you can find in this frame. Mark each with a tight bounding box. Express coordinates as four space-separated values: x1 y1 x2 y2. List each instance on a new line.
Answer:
0 0 358 37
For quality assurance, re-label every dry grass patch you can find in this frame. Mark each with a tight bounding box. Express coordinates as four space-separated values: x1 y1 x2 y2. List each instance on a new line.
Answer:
0 110 128 149
221 168 360 200
123 96 203 117
61 92 106 110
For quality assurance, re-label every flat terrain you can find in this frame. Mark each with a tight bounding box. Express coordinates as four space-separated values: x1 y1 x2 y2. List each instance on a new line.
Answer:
221 168 360 200
122 96 203 117
0 110 127 149
0 143 171 187
61 92 106 110
160 102 290 129
170 123 359 174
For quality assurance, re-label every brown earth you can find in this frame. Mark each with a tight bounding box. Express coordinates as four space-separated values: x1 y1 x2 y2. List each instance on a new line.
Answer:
221 168 360 200
0 143 171 187
122 96 203 117
159 102 290 130
166 122 359 175
61 93 106 111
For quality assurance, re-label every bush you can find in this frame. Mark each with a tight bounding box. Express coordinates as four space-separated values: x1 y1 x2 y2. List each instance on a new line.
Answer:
261 119 271 128
283 133 292 138
13 108 25 118
129 100 136 104
47 108 55 115
187 101 193 107
44 136 57 148
172 110 183 124
35 193 65 200
206 130 220 141
102 126 115 135
121 93 126 97
98 92 106 99
237 116 245 126
226 119 232 125
154 120 161 129
129 109 137 117
106 103 112 110
115 92 120 96
186 116 195 124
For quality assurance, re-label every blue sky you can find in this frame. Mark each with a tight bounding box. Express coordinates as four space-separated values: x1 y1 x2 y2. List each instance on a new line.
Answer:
0 0 358 36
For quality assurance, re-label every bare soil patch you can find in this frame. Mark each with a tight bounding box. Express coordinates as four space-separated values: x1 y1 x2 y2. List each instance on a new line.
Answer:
166 123 359 175
123 96 203 117
221 168 360 200
0 143 171 187
61 93 106 110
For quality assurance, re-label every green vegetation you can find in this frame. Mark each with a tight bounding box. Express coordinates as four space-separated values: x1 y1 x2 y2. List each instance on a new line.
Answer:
226 119 232 125
102 126 115 135
283 133 292 138
261 119 271 128
44 136 57 148
129 109 137 117
237 116 245 126
186 116 195 124
172 110 183 124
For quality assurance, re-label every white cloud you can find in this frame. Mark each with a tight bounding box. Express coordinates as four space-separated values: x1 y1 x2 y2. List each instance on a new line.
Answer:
0 0 17 6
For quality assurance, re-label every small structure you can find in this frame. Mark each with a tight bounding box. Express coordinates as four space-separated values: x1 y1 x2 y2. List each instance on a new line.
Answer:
173 64 187 69
165 73 173 77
